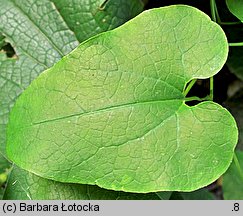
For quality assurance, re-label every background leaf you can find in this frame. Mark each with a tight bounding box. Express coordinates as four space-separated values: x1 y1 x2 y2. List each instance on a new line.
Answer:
180 189 214 200
0 154 9 174
6 5 237 193
223 151 243 200
155 191 172 200
170 189 214 200
4 166 161 200
226 0 243 22
223 23 243 81
0 33 6 49
51 0 144 42
0 153 10 199
227 47 243 81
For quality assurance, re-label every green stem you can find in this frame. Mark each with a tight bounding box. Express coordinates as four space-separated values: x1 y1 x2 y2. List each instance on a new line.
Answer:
229 42 243 46
220 21 242 25
183 79 197 96
210 0 217 22
209 0 242 26
185 95 211 102
214 1 221 23
209 77 214 101
233 152 243 182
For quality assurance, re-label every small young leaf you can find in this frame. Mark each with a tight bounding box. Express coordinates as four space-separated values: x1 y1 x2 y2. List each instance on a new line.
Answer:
223 151 243 200
7 5 238 193
226 0 243 22
4 166 160 200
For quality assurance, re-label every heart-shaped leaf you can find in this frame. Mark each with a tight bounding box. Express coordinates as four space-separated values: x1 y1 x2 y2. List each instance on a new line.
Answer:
6 5 238 193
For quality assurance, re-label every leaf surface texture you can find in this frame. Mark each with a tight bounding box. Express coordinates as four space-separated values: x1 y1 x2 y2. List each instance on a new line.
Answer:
6 6 238 192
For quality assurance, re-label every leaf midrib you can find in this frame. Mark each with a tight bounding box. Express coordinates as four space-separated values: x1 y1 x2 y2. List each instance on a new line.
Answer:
32 98 184 125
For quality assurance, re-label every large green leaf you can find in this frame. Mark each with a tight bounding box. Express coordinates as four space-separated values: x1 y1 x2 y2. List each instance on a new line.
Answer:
226 0 243 22
4 166 160 200
6 5 238 193
0 0 143 155
223 151 243 200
